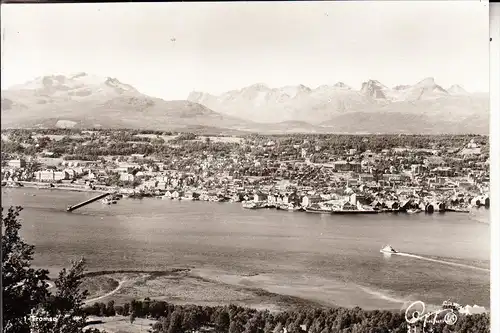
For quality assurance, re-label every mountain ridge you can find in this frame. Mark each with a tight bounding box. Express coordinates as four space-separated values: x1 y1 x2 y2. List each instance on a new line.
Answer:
1 73 256 132
187 77 489 134
1 73 489 134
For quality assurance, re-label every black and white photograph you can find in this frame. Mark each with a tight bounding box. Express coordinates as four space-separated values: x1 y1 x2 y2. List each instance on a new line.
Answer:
1 2 496 333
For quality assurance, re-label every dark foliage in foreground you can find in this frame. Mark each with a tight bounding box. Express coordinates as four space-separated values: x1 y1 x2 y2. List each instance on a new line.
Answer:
84 299 490 333
2 206 104 333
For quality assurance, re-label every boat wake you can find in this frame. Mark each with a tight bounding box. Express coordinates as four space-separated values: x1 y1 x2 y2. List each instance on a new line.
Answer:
394 252 489 272
357 285 407 304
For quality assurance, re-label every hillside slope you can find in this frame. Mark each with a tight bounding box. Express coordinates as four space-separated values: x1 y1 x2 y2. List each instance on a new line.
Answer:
1 73 254 131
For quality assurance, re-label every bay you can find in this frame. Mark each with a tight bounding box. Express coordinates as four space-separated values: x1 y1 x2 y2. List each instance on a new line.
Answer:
2 187 490 310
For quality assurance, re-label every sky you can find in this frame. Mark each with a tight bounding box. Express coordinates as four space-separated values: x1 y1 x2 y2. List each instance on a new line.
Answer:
1 1 490 100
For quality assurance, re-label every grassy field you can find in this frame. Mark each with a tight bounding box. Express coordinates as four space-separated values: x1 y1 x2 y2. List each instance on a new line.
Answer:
196 136 243 144
81 270 324 333
81 270 321 312
81 275 120 300
85 316 156 333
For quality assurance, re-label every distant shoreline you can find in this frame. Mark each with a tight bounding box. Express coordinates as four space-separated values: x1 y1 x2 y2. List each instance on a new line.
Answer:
2 184 491 220
4 182 111 194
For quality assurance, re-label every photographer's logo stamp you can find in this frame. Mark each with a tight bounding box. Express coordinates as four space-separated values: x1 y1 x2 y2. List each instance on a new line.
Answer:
405 300 459 333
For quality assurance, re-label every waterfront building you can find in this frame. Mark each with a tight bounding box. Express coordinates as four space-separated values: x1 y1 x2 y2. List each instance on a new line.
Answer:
7 159 26 169
171 190 182 199
301 194 323 207
267 194 278 205
384 200 400 210
253 192 267 202
36 170 69 182
63 168 77 180
282 193 301 206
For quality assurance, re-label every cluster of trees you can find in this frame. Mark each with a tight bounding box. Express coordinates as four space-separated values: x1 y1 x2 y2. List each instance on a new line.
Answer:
2 206 105 333
173 132 198 141
1 140 28 156
247 134 488 154
3 128 81 136
83 299 490 333
64 154 100 161
1 128 174 137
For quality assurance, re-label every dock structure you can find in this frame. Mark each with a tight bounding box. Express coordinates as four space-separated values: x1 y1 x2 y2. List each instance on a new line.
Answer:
67 192 111 212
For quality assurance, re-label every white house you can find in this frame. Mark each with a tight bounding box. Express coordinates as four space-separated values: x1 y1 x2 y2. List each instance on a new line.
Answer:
120 173 135 182
301 195 323 207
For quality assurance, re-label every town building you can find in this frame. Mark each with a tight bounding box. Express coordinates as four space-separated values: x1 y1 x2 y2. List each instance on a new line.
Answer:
8 159 26 169
332 161 362 173
36 170 69 182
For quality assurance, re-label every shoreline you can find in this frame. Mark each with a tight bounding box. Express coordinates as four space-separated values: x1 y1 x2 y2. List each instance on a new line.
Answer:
80 269 325 312
4 182 111 194
3 185 490 217
79 268 490 313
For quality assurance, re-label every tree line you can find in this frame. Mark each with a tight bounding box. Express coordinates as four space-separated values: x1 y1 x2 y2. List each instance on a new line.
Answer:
83 298 490 333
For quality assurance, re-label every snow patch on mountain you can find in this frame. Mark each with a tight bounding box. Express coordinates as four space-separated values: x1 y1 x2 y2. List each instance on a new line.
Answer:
9 72 139 96
447 84 468 95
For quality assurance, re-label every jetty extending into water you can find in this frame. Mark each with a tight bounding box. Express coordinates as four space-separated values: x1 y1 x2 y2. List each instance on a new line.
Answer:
66 192 111 212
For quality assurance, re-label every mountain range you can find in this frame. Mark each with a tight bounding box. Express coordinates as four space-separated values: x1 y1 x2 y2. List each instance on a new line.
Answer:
1 73 252 133
1 73 489 134
188 78 489 134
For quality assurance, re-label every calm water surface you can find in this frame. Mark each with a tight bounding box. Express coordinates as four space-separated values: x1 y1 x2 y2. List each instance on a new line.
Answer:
2 188 490 310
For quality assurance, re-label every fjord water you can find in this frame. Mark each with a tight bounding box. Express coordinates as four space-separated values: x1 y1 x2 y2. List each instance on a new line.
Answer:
3 188 490 310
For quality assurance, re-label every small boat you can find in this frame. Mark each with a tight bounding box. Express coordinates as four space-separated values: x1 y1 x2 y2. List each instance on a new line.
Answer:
278 203 302 211
110 194 121 201
305 207 331 214
380 244 398 254
101 197 112 205
407 208 422 214
242 201 261 209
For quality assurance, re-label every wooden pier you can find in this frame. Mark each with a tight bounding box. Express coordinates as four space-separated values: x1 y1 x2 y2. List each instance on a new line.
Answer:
67 192 111 212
